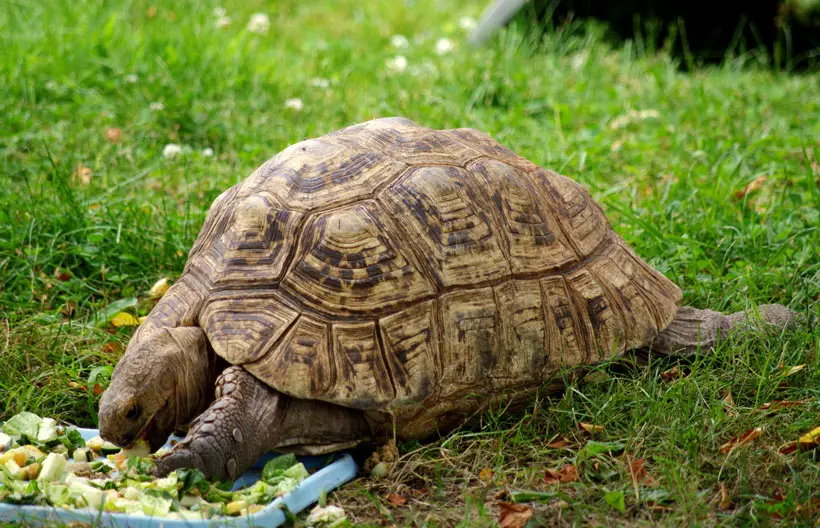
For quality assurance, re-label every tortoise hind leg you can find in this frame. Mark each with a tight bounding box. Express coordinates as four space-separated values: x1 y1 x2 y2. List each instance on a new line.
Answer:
647 304 799 355
153 366 371 480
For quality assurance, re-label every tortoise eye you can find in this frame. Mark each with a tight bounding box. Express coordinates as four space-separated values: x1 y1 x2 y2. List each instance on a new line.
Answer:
125 404 141 421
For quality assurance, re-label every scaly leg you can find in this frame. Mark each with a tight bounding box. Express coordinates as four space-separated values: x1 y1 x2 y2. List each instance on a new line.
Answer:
154 366 371 480
648 303 799 355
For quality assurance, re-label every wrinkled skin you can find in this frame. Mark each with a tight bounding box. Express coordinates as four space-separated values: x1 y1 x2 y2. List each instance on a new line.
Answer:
98 326 217 453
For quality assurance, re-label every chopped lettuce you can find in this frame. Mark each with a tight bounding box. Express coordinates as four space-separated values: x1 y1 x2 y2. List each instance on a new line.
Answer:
2 412 314 519
1 412 40 442
261 453 297 483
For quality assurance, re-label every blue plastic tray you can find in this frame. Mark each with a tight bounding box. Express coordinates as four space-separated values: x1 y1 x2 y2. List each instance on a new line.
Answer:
0 428 359 527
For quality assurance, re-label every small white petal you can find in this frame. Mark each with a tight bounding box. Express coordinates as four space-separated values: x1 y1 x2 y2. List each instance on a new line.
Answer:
162 144 182 158
385 55 408 73
213 7 226 17
201 147 214 157
284 98 304 111
149 101 165 111
459 16 477 31
125 74 138 84
246 13 270 34
215 15 231 28
435 38 454 55
309 77 330 89
390 34 409 49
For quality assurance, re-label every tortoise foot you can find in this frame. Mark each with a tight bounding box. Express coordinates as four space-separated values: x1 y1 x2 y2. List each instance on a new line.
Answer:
154 366 283 480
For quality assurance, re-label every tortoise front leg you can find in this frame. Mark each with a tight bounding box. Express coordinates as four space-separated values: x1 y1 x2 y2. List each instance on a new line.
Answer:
153 366 372 480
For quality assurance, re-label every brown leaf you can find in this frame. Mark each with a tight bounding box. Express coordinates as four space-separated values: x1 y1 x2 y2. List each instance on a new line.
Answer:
718 483 732 511
101 342 123 356
718 427 762 454
544 464 579 484
147 6 157 18
385 493 406 507
61 301 75 318
578 422 604 434
625 456 657 486
758 399 810 411
780 425 820 454
660 366 685 381
67 382 88 392
498 502 533 528
721 391 735 407
73 164 93 185
479 468 494 483
53 268 71 281
733 175 767 200
646 502 674 513
545 435 571 449
105 128 122 143
92 384 104 395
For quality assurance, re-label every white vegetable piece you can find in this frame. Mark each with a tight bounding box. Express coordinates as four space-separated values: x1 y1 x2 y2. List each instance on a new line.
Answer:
36 418 59 443
0 432 12 452
38 452 67 482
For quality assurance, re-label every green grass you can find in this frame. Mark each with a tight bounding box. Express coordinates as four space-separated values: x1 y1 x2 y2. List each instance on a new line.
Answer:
1 0 819 525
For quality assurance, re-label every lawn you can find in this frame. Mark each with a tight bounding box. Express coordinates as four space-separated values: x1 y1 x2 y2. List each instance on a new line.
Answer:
1 0 819 525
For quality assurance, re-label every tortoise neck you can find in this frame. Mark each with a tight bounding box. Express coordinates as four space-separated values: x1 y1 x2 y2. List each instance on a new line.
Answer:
141 272 208 333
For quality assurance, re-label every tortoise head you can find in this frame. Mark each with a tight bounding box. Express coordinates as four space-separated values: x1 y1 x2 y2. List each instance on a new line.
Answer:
99 326 214 453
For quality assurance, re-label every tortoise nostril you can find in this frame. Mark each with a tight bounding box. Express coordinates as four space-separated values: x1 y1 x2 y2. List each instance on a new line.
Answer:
125 404 142 421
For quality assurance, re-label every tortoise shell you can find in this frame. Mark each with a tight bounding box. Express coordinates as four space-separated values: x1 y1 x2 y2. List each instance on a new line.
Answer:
171 117 681 432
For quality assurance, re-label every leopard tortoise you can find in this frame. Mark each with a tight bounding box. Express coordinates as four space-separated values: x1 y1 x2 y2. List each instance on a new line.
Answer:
99 117 796 479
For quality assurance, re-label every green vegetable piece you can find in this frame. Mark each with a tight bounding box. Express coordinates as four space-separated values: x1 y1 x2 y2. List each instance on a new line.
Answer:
37 453 67 482
42 483 72 506
125 456 155 477
59 428 86 452
90 460 113 474
204 485 234 504
261 453 297 483
2 412 41 442
36 418 59 444
175 468 210 496
139 493 173 516
72 448 92 463
283 463 309 482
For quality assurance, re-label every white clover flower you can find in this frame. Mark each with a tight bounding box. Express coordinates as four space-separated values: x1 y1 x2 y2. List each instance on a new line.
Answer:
310 77 330 89
215 15 231 28
435 38 454 55
149 101 165 111
284 98 304 111
125 73 138 84
45 80 59 91
201 147 214 157
213 7 226 17
247 13 270 34
385 55 408 73
459 16 477 31
162 144 182 158
390 34 409 49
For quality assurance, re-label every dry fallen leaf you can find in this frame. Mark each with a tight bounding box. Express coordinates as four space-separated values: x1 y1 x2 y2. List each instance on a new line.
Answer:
544 464 579 484
758 399 810 411
646 502 674 513
578 422 604 434
660 366 685 381
67 382 87 391
73 164 93 185
111 312 140 327
385 493 407 507
545 435 572 449
721 391 735 407
497 502 533 528
149 277 171 298
479 468 494 483
718 483 732 511
719 427 762 454
625 457 658 486
733 175 767 200
105 128 122 143
53 268 71 281
61 301 75 318
147 5 157 18
101 342 123 356
92 384 104 395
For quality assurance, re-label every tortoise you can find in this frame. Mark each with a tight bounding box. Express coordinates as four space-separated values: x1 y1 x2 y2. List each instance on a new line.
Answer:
99 117 796 480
